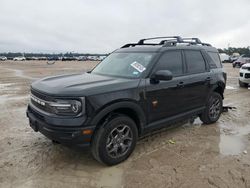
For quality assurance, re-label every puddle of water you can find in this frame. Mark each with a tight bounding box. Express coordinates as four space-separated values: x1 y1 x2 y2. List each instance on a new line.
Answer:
219 135 247 155
219 123 250 156
226 86 236 90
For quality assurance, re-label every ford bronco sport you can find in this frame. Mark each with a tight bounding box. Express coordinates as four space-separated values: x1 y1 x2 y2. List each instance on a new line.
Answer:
27 36 226 165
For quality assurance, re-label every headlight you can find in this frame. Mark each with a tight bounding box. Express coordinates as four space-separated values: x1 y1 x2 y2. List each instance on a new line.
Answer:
48 99 84 116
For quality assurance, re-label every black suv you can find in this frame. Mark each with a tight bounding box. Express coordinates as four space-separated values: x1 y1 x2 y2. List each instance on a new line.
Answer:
27 36 226 165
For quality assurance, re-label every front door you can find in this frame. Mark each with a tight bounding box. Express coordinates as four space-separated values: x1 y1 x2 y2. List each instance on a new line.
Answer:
146 50 186 123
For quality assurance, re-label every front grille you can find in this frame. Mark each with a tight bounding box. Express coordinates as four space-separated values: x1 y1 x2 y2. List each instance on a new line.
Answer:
31 98 50 112
240 73 243 77
31 89 54 113
245 73 250 79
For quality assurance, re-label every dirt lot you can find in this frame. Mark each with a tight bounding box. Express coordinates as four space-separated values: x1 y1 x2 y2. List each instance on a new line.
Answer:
0 61 250 188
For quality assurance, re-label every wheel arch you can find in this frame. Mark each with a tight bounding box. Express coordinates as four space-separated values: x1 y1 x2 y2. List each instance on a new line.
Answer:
212 81 225 99
90 101 146 136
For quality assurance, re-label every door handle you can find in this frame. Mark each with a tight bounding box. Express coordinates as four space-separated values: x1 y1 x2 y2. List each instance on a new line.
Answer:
177 81 184 88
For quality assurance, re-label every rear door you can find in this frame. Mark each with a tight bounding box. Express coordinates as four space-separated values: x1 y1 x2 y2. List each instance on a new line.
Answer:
181 50 211 111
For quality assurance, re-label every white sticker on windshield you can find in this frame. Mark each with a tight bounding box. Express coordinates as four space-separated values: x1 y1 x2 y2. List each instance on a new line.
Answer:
130 61 146 73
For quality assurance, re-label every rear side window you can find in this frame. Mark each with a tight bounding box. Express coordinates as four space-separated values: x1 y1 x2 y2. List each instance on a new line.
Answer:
155 51 183 76
208 52 222 68
185 50 206 74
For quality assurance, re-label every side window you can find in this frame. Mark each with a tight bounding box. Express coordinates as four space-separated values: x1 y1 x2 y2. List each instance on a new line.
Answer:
156 51 183 76
208 52 222 68
185 50 206 74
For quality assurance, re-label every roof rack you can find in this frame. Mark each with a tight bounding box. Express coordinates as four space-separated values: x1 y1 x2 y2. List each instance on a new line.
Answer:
182 38 202 43
182 38 211 46
121 36 212 48
138 36 183 44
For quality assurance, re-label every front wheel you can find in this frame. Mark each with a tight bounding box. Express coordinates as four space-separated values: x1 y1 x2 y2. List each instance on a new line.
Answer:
91 115 138 166
200 92 223 124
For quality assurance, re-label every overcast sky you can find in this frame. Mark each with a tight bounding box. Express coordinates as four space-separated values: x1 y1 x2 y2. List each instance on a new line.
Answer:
0 0 250 53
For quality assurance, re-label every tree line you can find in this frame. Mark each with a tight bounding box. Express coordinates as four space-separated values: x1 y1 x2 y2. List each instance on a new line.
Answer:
218 47 250 56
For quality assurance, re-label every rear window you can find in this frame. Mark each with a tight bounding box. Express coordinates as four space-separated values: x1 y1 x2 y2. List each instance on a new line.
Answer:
208 52 222 68
185 50 206 74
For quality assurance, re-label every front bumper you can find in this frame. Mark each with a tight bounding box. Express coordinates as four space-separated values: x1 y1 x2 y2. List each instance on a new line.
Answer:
26 104 95 148
239 70 250 84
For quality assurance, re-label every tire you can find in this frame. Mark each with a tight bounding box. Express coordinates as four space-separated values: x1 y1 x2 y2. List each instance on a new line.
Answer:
239 80 248 88
200 92 223 124
91 115 138 166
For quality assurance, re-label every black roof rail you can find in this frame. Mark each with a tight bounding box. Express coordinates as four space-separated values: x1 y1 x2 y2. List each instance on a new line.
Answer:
201 43 212 46
182 38 212 46
121 43 137 48
121 43 159 48
182 38 202 44
138 36 183 45
120 36 212 48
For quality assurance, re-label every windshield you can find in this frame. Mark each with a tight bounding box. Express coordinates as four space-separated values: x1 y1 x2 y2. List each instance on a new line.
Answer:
91 52 154 78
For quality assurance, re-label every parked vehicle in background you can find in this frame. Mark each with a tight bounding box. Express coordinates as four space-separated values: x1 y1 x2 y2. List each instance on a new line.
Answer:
98 55 107 61
32 57 39 60
27 36 226 165
239 63 250 87
0 56 7 61
47 56 60 61
62 56 77 61
87 56 99 61
229 53 240 63
232 54 250 68
37 57 47 61
77 56 87 61
13 56 26 61
26 57 33 61
219 53 230 63
26 57 39 61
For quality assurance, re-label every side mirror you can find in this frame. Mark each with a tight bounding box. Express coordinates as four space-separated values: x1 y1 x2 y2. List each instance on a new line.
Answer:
152 70 173 81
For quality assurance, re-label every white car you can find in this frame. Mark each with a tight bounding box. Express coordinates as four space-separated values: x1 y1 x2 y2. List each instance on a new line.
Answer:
219 53 230 63
239 63 250 87
0 56 7 61
13 56 26 61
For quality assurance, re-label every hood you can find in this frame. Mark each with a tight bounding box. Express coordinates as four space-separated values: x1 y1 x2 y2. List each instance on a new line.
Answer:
31 73 140 97
242 63 250 68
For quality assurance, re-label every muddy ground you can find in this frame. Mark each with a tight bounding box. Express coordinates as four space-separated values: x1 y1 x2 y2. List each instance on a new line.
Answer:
0 61 250 188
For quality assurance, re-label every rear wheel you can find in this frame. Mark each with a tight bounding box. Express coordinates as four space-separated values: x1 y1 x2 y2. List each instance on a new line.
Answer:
239 80 248 88
91 115 138 165
200 92 222 124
